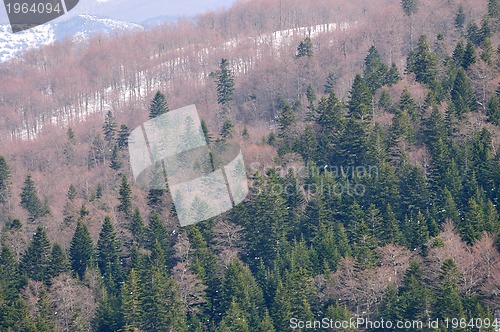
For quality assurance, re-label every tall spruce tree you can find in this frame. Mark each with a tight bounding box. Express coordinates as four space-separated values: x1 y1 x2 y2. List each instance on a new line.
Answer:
96 216 123 289
117 124 130 149
149 91 169 119
118 175 132 217
349 74 373 121
20 226 52 282
407 35 439 88
20 175 47 221
363 46 389 93
109 144 122 170
451 68 476 118
102 110 117 144
48 243 70 279
0 156 11 204
121 268 143 331
69 221 94 279
435 258 464 320
141 266 187 331
216 59 235 106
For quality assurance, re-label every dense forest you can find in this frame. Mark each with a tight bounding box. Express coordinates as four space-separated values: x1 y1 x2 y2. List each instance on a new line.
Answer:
0 0 500 330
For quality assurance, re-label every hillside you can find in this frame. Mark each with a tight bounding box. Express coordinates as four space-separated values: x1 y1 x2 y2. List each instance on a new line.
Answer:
0 0 499 331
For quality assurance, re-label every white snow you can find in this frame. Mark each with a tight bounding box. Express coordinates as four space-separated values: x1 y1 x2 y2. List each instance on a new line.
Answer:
0 24 55 62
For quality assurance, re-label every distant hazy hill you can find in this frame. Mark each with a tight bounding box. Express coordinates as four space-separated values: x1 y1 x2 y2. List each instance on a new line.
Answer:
0 0 235 61
0 15 143 61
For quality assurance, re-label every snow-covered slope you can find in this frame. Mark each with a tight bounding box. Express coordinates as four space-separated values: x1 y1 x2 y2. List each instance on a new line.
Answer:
0 24 55 62
0 15 143 62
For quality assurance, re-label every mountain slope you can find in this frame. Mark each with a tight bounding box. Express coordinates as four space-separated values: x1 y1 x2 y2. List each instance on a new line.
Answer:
0 15 143 62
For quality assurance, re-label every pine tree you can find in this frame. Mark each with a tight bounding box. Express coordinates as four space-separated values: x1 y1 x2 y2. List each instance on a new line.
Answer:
296 37 313 58
67 184 77 201
303 84 316 120
399 164 430 216
407 35 439 88
0 156 11 204
277 100 296 137
118 175 132 217
149 91 169 119
220 119 234 139
96 216 123 288
200 119 213 144
146 212 170 268
442 187 460 225
481 38 493 64
298 125 318 162
487 94 500 125
399 89 418 120
69 221 94 279
141 266 187 331
462 198 484 244
122 268 143 331
378 284 401 322
451 68 476 117
109 144 122 170
93 288 120 332
338 117 370 165
315 224 342 272
48 243 69 279
488 0 500 18
462 40 476 69
35 287 56 332
218 300 250 332
386 63 401 85
216 59 235 106
117 124 129 149
408 211 430 249
326 303 355 331
102 110 117 144
455 5 466 29
20 175 47 221
316 90 345 133
452 41 465 66
130 208 145 246
385 203 405 245
435 258 464 320
390 109 414 144
20 226 52 282
363 46 389 93
398 260 431 321
480 17 492 44
353 219 377 269
484 199 498 233
259 309 275 332
468 22 481 46
0 244 23 302
221 258 264 328
324 72 336 93
378 90 393 112
272 280 292 331
401 0 417 15
349 74 373 121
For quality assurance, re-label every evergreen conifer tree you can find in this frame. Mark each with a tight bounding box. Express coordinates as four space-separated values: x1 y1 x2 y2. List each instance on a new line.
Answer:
149 91 169 119
69 221 94 279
